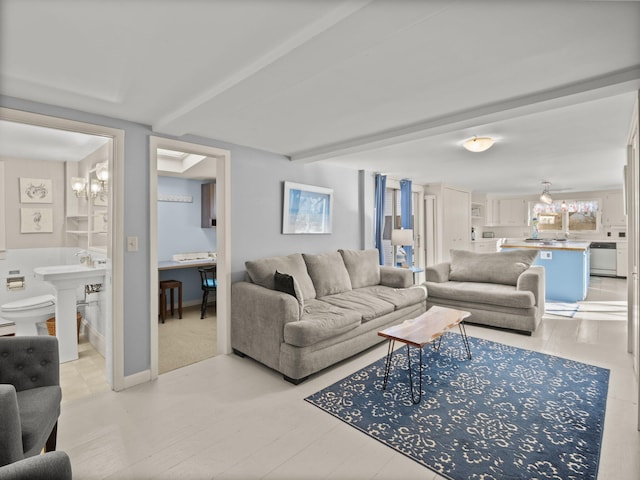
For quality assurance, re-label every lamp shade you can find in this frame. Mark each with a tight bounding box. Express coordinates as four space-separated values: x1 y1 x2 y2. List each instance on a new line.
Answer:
391 228 414 246
463 136 494 153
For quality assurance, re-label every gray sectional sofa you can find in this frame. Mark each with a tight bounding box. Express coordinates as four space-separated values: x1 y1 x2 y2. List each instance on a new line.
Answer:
424 249 545 335
231 249 427 383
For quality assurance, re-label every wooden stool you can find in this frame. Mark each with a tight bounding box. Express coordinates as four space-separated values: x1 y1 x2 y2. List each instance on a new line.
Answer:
159 280 182 323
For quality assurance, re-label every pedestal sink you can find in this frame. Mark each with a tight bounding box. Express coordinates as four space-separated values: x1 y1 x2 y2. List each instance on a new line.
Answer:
34 264 107 363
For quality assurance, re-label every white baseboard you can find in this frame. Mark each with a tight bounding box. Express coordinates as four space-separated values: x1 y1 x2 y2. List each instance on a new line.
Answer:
82 319 106 357
123 369 151 389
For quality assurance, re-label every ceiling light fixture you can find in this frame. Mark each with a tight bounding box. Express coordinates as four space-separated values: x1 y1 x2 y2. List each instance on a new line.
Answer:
462 136 494 153
540 181 553 204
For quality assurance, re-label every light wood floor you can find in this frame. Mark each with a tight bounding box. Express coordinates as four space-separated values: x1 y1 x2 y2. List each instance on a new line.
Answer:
57 277 639 479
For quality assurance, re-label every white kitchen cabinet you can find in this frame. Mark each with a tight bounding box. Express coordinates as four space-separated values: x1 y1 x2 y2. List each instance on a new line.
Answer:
617 242 628 277
424 183 471 263
602 192 626 226
497 198 528 226
484 198 500 226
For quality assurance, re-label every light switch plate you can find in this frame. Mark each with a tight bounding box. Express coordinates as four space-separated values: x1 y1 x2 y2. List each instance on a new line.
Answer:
540 251 552 260
127 236 139 252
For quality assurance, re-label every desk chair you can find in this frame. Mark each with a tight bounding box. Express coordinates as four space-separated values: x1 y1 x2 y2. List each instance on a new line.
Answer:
198 266 217 319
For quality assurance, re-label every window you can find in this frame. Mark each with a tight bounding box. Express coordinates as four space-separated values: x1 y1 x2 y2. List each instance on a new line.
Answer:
531 199 600 233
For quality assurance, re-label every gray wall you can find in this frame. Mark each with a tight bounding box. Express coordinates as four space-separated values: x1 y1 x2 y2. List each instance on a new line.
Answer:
1 95 368 378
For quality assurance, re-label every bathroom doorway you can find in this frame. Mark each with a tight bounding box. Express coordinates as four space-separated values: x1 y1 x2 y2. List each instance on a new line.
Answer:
0 107 125 395
149 137 231 379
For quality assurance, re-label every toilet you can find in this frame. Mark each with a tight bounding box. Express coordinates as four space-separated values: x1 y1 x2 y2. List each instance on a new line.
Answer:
0 295 56 336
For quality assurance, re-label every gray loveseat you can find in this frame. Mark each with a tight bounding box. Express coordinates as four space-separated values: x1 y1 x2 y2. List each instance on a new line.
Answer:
231 249 427 383
424 249 545 335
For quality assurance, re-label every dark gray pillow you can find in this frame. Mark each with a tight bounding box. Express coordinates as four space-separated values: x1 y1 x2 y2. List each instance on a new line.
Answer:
338 249 381 289
449 249 538 286
303 251 352 298
274 271 304 316
245 253 316 300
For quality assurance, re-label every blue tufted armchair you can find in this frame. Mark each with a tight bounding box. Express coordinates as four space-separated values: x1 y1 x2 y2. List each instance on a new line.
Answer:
0 336 62 468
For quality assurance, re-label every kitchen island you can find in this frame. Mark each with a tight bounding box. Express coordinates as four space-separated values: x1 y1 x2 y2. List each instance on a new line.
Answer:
500 240 591 302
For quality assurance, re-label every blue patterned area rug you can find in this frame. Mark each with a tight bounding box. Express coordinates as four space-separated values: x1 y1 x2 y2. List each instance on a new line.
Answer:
305 335 609 480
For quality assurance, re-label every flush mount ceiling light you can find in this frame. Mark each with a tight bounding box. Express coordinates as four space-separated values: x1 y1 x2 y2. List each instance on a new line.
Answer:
462 136 494 153
540 181 553 204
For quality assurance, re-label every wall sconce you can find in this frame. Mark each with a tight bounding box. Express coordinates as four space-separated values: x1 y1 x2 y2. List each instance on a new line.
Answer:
95 162 109 190
89 180 102 198
71 177 87 197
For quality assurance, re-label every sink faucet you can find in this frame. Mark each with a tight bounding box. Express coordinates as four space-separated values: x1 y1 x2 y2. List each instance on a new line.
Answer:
75 250 94 268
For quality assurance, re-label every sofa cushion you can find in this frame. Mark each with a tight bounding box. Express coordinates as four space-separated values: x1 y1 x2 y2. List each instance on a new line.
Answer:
319 290 395 322
246 253 316 300
338 249 381 288
425 281 535 309
358 284 427 310
283 299 361 347
449 249 539 286
274 271 304 316
303 252 352 297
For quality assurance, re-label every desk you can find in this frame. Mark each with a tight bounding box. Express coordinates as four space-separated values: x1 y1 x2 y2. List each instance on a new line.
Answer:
158 259 216 271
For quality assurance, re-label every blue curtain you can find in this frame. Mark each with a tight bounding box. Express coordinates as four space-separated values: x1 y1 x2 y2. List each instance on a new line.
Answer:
374 174 387 264
400 179 413 267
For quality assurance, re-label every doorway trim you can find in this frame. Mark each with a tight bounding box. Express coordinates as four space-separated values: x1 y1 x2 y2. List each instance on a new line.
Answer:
0 106 126 391
149 136 231 380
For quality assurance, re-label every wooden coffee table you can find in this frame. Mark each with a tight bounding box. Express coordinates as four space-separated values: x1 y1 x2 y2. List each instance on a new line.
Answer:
378 305 472 404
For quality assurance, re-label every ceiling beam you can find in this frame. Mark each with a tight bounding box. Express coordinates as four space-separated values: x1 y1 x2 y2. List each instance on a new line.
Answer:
152 0 372 136
290 65 640 164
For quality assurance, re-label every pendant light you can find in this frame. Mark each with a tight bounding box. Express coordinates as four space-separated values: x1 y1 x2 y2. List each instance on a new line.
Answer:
540 181 553 204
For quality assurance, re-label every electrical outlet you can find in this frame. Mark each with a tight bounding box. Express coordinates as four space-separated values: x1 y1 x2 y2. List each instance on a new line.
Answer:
127 236 139 252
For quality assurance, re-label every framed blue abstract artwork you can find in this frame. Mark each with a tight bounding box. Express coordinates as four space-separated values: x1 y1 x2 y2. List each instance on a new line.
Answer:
283 181 333 234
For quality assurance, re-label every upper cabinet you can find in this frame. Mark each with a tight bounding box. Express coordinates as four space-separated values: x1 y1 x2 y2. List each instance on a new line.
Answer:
484 198 528 226
201 182 216 228
602 192 626 226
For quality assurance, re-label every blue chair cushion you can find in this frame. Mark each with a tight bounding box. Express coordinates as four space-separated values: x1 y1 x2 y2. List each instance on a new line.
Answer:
204 279 217 288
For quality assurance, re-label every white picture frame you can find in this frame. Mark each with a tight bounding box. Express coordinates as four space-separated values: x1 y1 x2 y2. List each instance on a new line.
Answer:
20 207 53 233
282 181 333 234
19 178 53 203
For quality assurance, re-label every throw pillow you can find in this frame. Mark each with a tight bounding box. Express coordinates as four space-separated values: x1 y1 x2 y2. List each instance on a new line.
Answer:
245 253 316 300
449 249 538 286
274 270 304 316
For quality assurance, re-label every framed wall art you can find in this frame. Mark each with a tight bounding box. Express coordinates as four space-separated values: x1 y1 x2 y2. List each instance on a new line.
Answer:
19 178 53 203
20 207 53 233
282 181 333 234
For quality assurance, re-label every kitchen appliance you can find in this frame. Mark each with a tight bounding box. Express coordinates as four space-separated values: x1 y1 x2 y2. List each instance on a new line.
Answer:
482 231 495 238
590 242 617 277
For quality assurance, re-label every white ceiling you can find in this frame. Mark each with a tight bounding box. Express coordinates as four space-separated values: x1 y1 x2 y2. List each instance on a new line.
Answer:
1 0 639 195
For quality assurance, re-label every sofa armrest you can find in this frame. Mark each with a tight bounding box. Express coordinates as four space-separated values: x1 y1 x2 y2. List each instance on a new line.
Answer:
517 265 545 310
0 385 24 467
379 266 412 288
424 263 451 283
231 282 300 371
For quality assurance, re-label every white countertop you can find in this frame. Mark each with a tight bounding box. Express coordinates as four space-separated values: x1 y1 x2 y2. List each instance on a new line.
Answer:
501 240 591 251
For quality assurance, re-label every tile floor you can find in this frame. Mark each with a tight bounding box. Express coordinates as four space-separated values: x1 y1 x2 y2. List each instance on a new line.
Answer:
60 305 216 404
57 277 639 479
